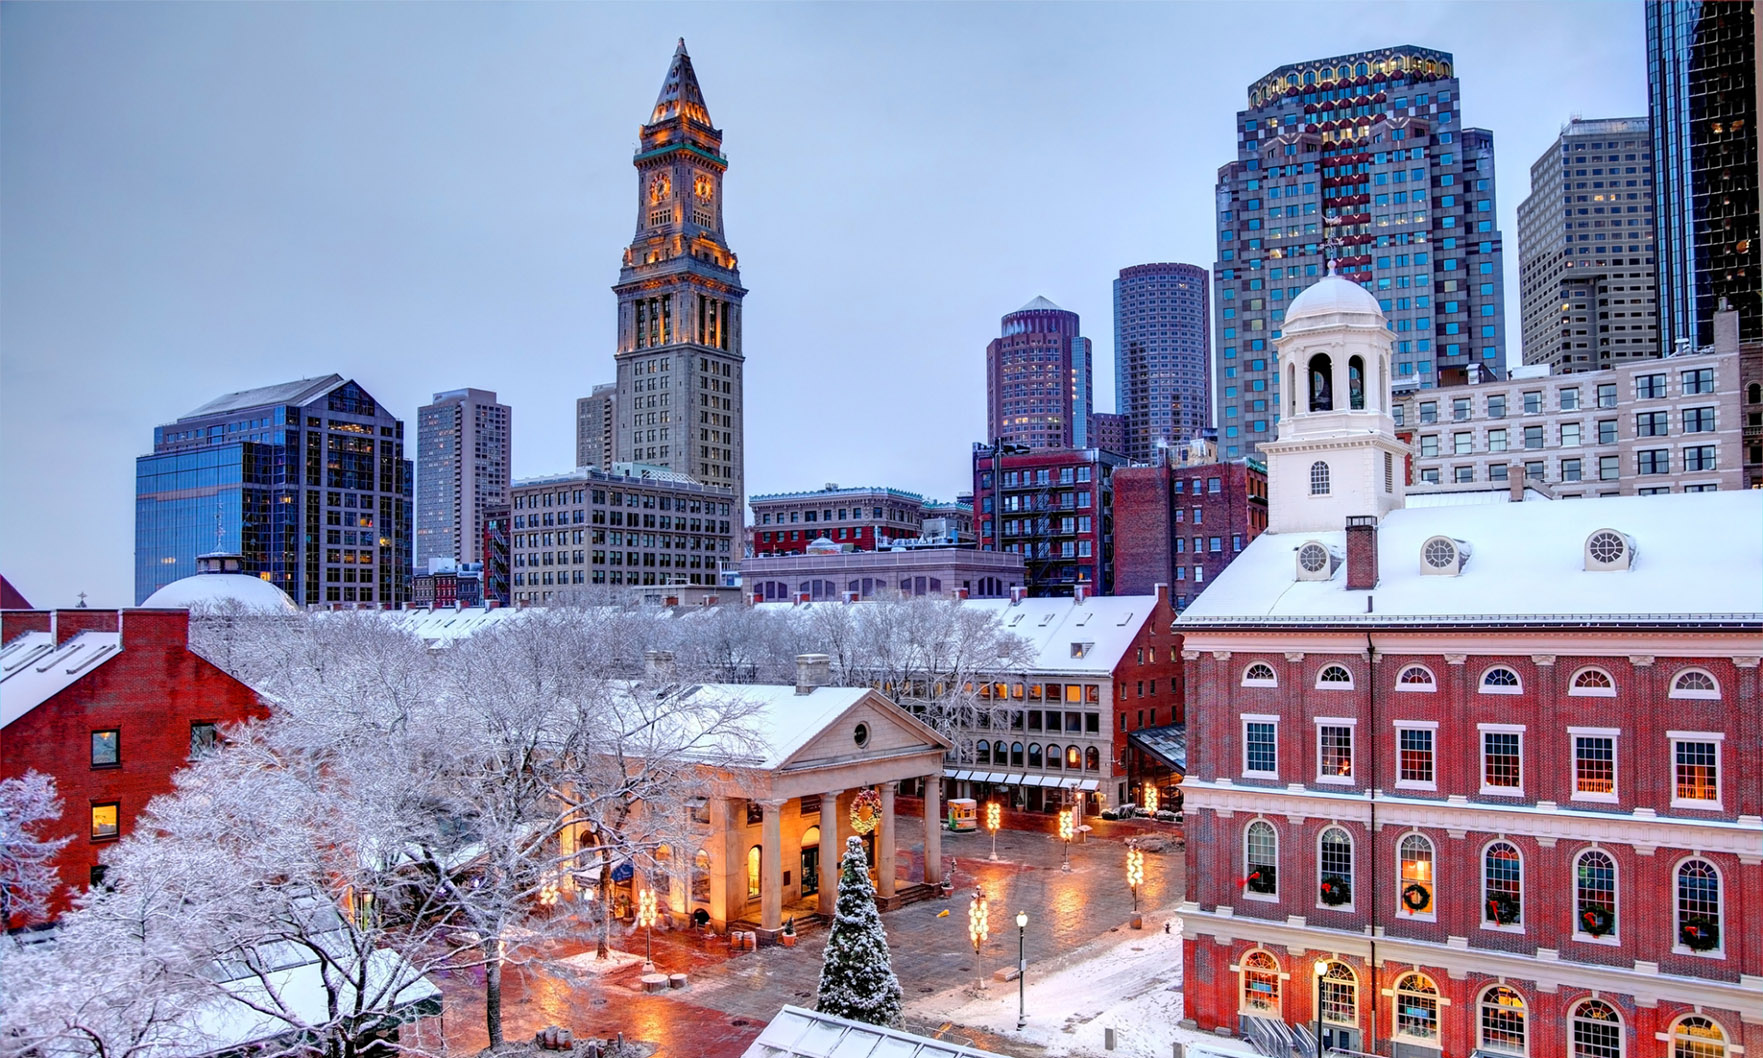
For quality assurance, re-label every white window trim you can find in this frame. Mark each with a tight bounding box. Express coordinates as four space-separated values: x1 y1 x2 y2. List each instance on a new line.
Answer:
1315 718 1357 785
1478 666 1524 695
1385 974 1449 1042
1571 845 1621 947
1315 664 1356 690
1233 948 1290 1014
1394 720 1440 792
1394 664 1438 692
1667 731 1724 811
1668 668 1722 700
1477 723 1525 798
1478 839 1525 935
1242 715 1280 779
1569 727 1620 803
1241 662 1278 688
1242 818 1280 904
1316 825 1355 913
1566 666 1617 697
1395 831 1438 923
1670 855 1726 959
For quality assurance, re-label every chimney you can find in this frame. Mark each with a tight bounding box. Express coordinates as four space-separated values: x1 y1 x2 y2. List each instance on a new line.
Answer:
1009 585 1027 605
1073 584 1090 604
1713 298 1740 354
1345 515 1379 590
795 653 831 695
1508 468 1525 503
951 587 968 602
644 650 676 681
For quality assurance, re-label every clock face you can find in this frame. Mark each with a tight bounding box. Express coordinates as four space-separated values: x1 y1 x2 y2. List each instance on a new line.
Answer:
649 172 672 204
694 172 714 200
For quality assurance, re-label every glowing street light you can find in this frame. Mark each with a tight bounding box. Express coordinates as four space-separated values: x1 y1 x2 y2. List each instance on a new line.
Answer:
985 801 1002 861
1143 783 1158 816
636 888 659 972
968 887 990 955
1058 807 1074 872
1015 911 1029 1029
1313 958 1329 1055
1126 845 1145 911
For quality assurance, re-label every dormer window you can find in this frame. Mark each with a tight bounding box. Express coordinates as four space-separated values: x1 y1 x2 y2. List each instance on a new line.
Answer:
1296 541 1341 581
1070 642 1093 659
1584 529 1635 572
1419 535 1470 576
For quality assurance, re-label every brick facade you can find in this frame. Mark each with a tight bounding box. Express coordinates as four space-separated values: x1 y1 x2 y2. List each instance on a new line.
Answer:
1111 460 1268 609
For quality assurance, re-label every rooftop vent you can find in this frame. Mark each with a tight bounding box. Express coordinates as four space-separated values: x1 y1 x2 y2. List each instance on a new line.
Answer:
1295 541 1342 582
1419 535 1471 576
1584 528 1635 572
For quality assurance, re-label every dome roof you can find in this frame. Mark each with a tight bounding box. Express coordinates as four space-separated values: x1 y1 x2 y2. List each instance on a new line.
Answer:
1285 266 1383 323
142 572 300 614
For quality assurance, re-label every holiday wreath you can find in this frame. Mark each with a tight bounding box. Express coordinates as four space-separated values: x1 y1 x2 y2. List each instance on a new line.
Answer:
850 788 883 835
1401 883 1432 913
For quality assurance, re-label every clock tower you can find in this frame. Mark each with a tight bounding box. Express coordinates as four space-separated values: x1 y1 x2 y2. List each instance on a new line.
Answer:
613 39 746 506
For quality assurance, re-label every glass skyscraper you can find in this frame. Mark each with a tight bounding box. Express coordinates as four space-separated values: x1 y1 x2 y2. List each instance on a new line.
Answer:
1114 262 1210 462
135 375 412 607
1648 0 1759 349
1212 46 1508 458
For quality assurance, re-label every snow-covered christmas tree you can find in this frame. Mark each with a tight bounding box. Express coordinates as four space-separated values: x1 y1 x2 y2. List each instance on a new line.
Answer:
814 835 904 1027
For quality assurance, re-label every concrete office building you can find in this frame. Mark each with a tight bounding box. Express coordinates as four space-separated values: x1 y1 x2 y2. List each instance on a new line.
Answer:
1114 262 1210 461
1516 118 1659 372
415 388 510 571
1214 46 1508 459
986 297 1093 450
575 383 617 471
1648 1 1760 349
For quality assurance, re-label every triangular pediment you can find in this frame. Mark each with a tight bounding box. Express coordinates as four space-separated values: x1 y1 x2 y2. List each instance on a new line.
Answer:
778 690 948 771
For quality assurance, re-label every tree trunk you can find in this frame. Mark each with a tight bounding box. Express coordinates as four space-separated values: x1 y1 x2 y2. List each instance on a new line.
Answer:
485 936 504 1048
595 849 613 959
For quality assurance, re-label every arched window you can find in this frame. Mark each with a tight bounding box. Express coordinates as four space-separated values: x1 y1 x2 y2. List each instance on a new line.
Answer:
1027 743 1044 768
1747 382 1761 404
1571 1000 1623 1058
1010 742 1024 767
1242 662 1278 687
1318 961 1357 1027
1245 820 1278 896
1676 858 1721 953
1066 746 1082 770
1478 986 1527 1055
1671 1016 1728 1058
975 740 991 765
1392 972 1440 1041
1318 827 1353 907
1310 460 1331 495
1396 665 1436 691
1480 666 1523 694
1046 744 1062 770
1309 354 1335 411
1483 841 1522 926
1085 746 1100 772
1348 355 1366 410
1575 848 1617 939
1569 667 1616 696
1239 950 1281 1014
1670 669 1720 699
1317 665 1354 688
692 849 711 902
993 739 1007 764
1398 834 1435 916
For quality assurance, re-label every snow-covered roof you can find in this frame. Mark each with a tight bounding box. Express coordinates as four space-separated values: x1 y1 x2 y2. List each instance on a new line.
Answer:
1178 490 1763 626
744 1005 1010 1058
668 683 947 770
142 573 300 614
368 605 525 645
1 630 123 729
1284 270 1381 325
181 375 344 419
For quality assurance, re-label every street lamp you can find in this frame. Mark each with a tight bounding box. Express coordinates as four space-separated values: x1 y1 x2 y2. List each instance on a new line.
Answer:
636 888 659 973
1126 845 1145 911
1058 807 1074 872
986 801 1002 862
1015 911 1029 1029
1313 958 1329 1056
968 887 989 955
1143 783 1158 816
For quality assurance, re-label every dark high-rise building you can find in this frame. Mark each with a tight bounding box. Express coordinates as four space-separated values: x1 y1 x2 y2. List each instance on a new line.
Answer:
1516 118 1658 372
972 444 1122 596
135 375 413 607
416 388 510 570
575 383 616 470
986 297 1093 450
1214 46 1508 458
613 40 745 506
1114 263 1210 461
1648 1 1759 349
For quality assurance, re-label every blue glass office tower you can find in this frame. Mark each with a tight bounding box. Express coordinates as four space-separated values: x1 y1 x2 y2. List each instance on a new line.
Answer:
1648 1 1759 349
135 375 413 606
1114 262 1211 462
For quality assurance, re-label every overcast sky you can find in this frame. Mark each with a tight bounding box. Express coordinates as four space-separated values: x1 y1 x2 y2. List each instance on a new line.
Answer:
1 2 1647 608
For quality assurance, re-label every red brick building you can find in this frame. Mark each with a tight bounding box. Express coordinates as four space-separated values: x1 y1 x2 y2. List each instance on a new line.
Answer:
1174 272 1763 1057
1112 455 1267 610
0 608 265 924
973 445 1126 597
750 485 932 556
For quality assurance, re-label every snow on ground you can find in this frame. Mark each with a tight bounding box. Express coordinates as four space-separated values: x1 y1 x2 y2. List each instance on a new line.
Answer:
908 911 1258 1058
555 949 646 977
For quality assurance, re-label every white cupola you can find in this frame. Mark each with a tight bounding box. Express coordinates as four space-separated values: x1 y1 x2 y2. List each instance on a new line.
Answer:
1260 262 1409 534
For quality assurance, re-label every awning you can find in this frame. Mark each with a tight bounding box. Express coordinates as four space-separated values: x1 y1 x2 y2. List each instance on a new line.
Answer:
1127 724 1188 779
1079 779 1100 791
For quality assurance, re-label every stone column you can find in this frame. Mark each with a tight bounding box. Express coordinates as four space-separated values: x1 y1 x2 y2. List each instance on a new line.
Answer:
707 796 732 930
818 790 842 917
878 783 898 899
923 773 943 884
760 798 785 931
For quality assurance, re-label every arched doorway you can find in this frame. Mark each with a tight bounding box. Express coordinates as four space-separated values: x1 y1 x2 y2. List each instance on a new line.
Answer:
801 826 822 897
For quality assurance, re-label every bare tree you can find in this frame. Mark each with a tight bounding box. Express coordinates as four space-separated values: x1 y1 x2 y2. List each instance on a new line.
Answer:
0 772 72 932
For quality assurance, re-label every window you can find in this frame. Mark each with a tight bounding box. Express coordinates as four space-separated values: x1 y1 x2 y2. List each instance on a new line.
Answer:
1244 718 1278 776
1683 406 1716 432
1571 1000 1623 1058
189 722 219 760
91 729 120 768
1483 841 1523 926
1681 367 1715 395
1397 726 1435 787
1239 950 1281 1013
1398 834 1434 917
1596 383 1617 408
1670 670 1720 699
1396 664 1436 691
1636 410 1669 436
1573 731 1618 799
1575 848 1618 940
1598 419 1618 444
1636 372 1666 399
1318 828 1353 907
1318 724 1354 781
1316 665 1353 688
1684 445 1717 471
1392 972 1440 1041
1672 735 1721 806
1560 386 1580 411
91 802 119 841
1676 858 1721 953
1486 394 1505 418
1561 422 1582 447
1670 1016 1728 1058
1480 666 1522 694
1481 727 1523 793
1453 431 1473 455
747 845 762 899
1569 667 1615 696
1419 435 1439 457
1319 962 1357 1026
1638 448 1669 474
1244 821 1278 897
1479 986 1528 1056
1310 460 1330 495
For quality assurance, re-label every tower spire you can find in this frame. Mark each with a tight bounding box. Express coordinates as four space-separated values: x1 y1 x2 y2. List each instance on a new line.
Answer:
650 37 711 127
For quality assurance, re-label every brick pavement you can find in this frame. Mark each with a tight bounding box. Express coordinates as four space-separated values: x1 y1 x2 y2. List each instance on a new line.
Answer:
429 823 1184 1057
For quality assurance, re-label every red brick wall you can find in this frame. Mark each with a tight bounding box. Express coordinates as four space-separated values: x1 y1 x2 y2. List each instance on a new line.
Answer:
0 609 267 924
1109 585 1182 794
1111 465 1173 596
1108 461 1267 609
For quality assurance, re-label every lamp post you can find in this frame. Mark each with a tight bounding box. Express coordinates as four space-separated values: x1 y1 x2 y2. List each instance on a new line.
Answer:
1058 807 1074 872
637 888 658 973
1313 958 1329 1056
1143 783 1158 816
1126 845 1144 911
986 800 1002 861
1015 911 1028 1029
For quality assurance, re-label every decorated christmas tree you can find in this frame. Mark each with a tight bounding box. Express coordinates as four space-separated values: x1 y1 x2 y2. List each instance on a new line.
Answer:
814 835 904 1027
